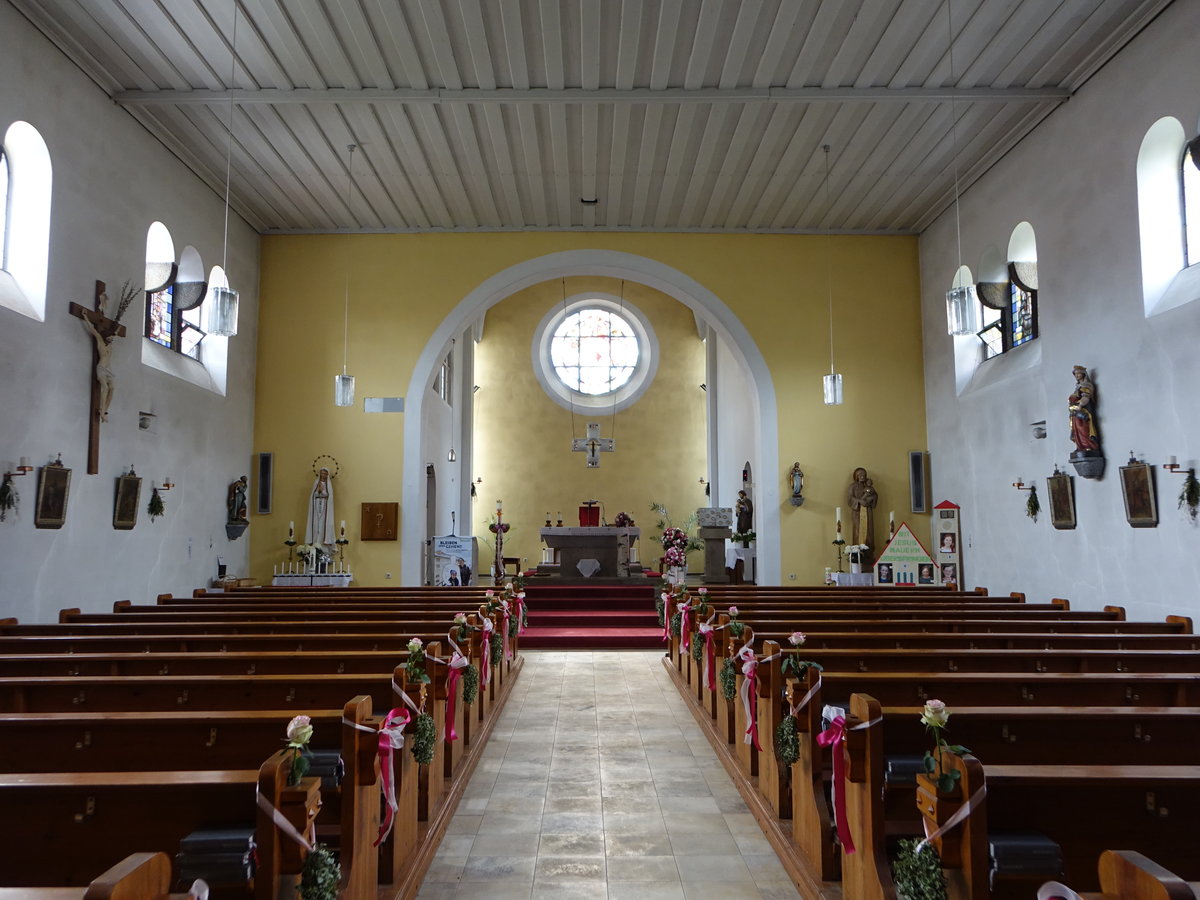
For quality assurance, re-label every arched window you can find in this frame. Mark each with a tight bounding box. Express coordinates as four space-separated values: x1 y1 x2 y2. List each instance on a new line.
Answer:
532 293 659 413
1182 136 1200 267
976 223 1038 360
0 121 52 322
144 228 208 359
1135 116 1200 316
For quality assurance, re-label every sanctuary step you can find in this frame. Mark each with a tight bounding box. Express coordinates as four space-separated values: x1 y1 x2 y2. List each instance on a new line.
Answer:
520 584 660 649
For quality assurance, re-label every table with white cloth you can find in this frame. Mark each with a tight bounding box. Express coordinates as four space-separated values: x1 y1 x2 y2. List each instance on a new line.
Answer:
272 573 353 587
831 572 873 586
724 545 756 584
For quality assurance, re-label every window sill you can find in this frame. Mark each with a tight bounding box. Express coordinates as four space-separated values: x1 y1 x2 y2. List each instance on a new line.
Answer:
1146 263 1200 318
140 337 224 395
956 337 1042 398
0 269 43 321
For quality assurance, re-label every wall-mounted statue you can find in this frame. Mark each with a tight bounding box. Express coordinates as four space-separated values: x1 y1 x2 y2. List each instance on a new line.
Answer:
735 490 754 534
225 474 249 540
788 462 805 507
847 467 878 563
1068 365 1105 479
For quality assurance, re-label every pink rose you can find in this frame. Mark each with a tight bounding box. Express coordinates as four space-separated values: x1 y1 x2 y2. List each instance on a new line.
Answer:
788 631 806 646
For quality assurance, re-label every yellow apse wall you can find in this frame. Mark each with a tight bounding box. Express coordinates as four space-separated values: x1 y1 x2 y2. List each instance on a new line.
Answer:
252 232 926 585
472 277 707 572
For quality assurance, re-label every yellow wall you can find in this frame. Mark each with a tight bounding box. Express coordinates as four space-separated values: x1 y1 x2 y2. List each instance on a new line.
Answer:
251 231 926 585
473 277 707 571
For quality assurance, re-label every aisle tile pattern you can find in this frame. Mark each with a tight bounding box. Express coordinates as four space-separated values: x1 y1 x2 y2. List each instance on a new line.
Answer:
417 651 802 899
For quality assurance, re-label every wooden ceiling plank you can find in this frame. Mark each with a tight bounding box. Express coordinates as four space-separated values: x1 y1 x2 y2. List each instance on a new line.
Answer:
581 102 599 227
483 104 526 224
746 104 830 226
768 105 864 230
719 0 763 89
114 0 220 91
539 0 566 90
822 0 898 89
549 103 574 225
629 103 665 228
7 0 127 94
579 0 602 91
515 104 550 226
653 103 701 228
328 0 395 89
458 0 498 90
724 104 798 227
341 104 430 229
409 105 478 226
677 105 730 226
288 0 363 89
306 103 408 228
786 1 860 89
648 0 682 90
380 104 458 227
447 105 502 226
362 0 429 90
854 0 939 88
701 104 769 228
683 0 722 90
417 0 465 90
498 0 531 89
990 1 1099 89
953 0 1057 90
605 103 633 227
1029 0 1167 90
751 1 804 88
922 0 1022 89
239 0 326 90
614 0 644 91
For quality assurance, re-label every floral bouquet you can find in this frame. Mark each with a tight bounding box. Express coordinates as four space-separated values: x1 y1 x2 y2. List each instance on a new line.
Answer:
920 699 969 793
284 714 313 786
613 511 635 527
781 630 823 678
406 637 430 684
661 526 689 552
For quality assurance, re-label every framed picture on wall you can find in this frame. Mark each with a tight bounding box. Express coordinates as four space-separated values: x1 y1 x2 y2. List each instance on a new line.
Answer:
113 473 141 530
1119 460 1158 528
1046 471 1076 530
35 461 72 529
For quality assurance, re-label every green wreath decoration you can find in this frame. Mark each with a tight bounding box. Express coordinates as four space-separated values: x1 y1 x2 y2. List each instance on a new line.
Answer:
508 612 519 639
299 843 341 900
410 712 437 766
669 612 682 638
490 632 503 667
691 637 704 664
655 595 665 627
775 714 800 767
719 656 738 701
462 664 480 705
892 838 948 900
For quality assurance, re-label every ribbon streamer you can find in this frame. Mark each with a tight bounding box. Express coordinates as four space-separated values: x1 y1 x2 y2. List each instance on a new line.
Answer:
515 591 527 635
815 712 882 855
256 787 313 853
915 782 987 856
480 618 494 686
699 614 717 691
660 592 672 643
737 643 762 751
500 600 513 661
1037 882 1084 900
442 632 470 742
186 880 210 900
373 707 412 846
679 601 693 652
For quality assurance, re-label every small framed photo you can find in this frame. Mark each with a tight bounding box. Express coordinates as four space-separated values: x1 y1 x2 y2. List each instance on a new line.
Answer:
937 532 956 554
939 562 957 585
35 463 72 529
1120 460 1158 528
1046 472 1076 530
113 474 142 530
876 562 894 584
918 563 935 585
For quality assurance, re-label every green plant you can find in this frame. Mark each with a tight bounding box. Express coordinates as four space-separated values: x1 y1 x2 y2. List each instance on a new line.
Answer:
411 711 437 766
298 842 341 900
462 664 479 705
775 714 799 767
1180 470 1199 523
147 488 165 521
490 631 503 667
669 611 682 638
718 655 738 701
1026 483 1040 522
892 839 948 900
0 473 17 522
731 530 756 544
691 637 704 664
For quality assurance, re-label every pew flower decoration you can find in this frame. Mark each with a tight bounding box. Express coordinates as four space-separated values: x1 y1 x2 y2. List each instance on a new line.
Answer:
719 653 738 701
1180 469 1199 523
727 605 744 639
147 487 165 521
781 631 824 678
892 838 948 900
453 612 471 642
1026 484 1041 522
920 699 969 793
299 842 341 900
284 714 313 786
411 708 437 766
0 473 17 521
405 637 431 684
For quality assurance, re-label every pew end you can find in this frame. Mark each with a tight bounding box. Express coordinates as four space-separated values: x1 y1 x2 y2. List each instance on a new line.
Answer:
81 851 172 900
842 693 897 900
1103 605 1127 621
1095 849 1197 900
58 608 81 624
1166 615 1193 634
255 749 322 900
340 695 380 899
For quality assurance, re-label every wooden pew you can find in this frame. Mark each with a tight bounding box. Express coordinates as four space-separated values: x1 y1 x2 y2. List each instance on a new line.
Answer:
0 852 176 900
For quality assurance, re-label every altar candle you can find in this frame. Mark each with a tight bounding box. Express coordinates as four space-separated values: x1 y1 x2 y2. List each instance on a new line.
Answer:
835 507 842 537
889 510 895 531
496 500 503 514
340 519 346 537
1169 455 1178 466
288 520 294 537
18 456 29 468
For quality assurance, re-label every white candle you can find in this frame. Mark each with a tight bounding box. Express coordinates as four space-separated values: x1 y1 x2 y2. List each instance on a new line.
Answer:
1169 455 1178 466
496 500 503 514
18 457 29 468
340 519 346 535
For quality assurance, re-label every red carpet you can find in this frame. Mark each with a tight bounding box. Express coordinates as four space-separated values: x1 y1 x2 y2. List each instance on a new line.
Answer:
520 583 661 649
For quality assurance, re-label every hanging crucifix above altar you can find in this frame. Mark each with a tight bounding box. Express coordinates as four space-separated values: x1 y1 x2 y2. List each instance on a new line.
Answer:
571 422 615 468
69 280 136 475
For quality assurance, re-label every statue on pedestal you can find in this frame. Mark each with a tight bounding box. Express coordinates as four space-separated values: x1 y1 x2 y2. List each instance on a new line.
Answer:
1068 365 1105 479
847 467 878 564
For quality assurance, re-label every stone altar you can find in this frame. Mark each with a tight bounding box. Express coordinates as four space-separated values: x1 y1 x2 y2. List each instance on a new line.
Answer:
538 526 643 580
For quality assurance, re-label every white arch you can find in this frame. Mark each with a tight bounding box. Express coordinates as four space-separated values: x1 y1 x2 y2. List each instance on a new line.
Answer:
1137 116 1189 315
401 249 781 585
0 121 52 322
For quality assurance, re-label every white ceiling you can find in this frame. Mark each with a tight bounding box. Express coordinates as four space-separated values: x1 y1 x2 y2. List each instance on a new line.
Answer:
11 0 1173 234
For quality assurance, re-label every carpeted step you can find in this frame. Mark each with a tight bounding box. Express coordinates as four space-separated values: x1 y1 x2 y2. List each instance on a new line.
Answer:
532 609 659 627
520 625 662 650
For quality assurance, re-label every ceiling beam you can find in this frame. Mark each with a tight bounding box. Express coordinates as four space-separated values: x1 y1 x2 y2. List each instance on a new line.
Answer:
114 84 1071 106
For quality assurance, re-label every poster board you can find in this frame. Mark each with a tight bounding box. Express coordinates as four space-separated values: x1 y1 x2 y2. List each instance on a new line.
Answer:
932 500 962 586
432 535 478 586
873 523 935 586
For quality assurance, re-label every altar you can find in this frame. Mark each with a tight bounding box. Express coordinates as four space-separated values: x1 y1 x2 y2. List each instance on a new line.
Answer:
537 526 643 580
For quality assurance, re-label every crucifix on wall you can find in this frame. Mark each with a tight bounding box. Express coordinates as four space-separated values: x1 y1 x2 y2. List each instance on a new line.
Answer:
69 280 130 475
571 422 615 468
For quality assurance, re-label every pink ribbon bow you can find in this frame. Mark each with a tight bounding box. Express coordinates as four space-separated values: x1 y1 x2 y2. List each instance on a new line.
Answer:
373 706 412 846
738 646 762 751
444 634 470 742
480 619 493 686
680 602 693 652
699 620 717 691
816 715 855 854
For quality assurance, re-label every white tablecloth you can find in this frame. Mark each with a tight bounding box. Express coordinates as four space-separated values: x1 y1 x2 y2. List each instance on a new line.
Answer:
831 572 873 586
272 573 353 587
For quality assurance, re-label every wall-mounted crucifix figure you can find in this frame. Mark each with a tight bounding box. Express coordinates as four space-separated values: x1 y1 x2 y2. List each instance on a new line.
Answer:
69 281 131 474
571 422 614 468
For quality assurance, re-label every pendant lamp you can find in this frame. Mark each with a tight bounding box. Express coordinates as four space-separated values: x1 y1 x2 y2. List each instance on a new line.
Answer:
334 143 357 407
208 0 239 337
821 144 843 406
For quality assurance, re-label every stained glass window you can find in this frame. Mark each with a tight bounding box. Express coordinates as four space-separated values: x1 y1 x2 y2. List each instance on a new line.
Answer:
550 308 640 395
146 286 174 348
1009 283 1036 348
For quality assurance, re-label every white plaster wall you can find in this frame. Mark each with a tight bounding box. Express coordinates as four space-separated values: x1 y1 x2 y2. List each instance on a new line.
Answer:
920 1 1200 620
0 4 259 622
715 334 759 520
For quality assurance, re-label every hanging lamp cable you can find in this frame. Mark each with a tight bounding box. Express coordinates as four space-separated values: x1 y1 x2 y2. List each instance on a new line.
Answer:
342 143 356 377
824 144 835 377
220 1 238 280
948 0 963 286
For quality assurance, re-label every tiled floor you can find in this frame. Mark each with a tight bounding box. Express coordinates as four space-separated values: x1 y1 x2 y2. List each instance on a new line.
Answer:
416 650 802 899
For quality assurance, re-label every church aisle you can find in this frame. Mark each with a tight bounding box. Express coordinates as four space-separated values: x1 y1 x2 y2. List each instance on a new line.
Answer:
416 650 802 899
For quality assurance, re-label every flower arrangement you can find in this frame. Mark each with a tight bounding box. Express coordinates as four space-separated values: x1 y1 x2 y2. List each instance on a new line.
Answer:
1026 483 1040 521
147 487 165 521
405 637 429 684
452 612 471 643
299 843 341 900
651 502 702 570
0 473 17 522
920 699 969 793
731 530 756 545
845 543 869 562
613 511 635 527
294 543 328 568
284 715 313 786
487 516 510 534
727 605 745 639
1180 470 1199 523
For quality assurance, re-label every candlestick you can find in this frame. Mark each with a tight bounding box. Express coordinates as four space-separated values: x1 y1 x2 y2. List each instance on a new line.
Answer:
496 500 503 514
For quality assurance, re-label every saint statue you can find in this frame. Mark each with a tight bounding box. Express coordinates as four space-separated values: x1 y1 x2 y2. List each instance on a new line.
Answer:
306 466 336 552
80 314 117 422
847 467 878 562
735 490 754 534
1068 365 1100 454
227 475 248 524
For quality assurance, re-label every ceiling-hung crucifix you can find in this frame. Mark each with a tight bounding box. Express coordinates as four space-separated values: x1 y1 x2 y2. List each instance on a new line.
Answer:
572 422 614 468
